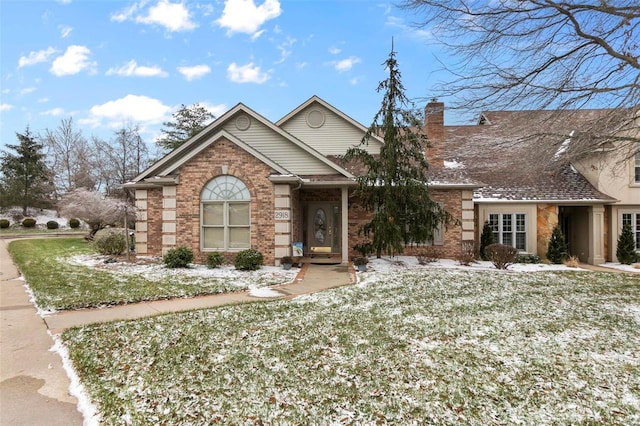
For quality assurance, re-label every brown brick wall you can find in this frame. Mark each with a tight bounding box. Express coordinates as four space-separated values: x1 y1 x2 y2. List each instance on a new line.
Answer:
347 188 464 259
145 137 277 265
424 101 445 167
146 188 163 255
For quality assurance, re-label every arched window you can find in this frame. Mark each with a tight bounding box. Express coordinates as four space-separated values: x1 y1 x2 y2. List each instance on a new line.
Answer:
201 175 250 250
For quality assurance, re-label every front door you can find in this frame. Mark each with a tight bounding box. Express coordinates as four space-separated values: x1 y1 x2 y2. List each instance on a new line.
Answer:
306 203 341 255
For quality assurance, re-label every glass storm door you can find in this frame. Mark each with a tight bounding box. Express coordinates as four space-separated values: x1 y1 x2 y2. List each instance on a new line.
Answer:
306 203 341 254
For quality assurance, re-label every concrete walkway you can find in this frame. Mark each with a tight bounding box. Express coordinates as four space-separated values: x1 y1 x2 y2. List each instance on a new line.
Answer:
0 237 353 425
44 262 354 333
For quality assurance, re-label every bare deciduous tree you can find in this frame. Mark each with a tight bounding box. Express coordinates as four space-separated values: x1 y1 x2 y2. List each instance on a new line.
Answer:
42 117 96 199
94 123 150 201
400 0 639 162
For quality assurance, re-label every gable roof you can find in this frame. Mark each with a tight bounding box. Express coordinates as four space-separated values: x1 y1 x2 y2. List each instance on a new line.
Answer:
446 110 618 203
127 102 355 187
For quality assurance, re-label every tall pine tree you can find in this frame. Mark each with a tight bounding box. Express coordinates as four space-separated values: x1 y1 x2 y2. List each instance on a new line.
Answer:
157 103 215 151
0 127 52 214
344 45 450 257
616 223 638 265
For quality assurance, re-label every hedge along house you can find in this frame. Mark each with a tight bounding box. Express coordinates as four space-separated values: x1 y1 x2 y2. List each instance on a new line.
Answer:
444 108 639 264
124 96 479 265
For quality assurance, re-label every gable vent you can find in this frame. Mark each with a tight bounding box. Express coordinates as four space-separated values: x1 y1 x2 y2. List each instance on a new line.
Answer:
306 109 325 128
235 114 251 131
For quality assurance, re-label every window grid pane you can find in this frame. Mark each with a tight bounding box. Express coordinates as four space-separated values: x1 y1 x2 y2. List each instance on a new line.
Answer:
202 176 251 250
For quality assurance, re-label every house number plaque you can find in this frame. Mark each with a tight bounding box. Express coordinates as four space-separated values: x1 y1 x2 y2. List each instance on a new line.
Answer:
274 210 290 220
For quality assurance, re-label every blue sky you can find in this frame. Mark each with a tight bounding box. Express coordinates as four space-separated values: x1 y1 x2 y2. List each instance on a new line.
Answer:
0 0 459 152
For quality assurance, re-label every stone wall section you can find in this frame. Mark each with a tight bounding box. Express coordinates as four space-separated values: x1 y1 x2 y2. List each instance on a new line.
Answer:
161 186 177 255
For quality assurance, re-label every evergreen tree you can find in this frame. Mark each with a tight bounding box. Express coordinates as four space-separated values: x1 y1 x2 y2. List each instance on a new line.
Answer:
546 225 569 264
616 223 638 265
0 128 52 214
479 221 495 261
344 45 451 258
157 103 215 151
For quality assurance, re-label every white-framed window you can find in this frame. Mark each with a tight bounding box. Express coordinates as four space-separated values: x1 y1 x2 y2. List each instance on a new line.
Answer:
488 213 527 251
201 175 250 251
404 202 445 246
622 212 640 251
635 150 640 183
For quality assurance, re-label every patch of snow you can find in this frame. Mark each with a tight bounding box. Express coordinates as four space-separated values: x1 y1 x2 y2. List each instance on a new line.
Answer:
444 159 465 169
599 263 640 274
249 287 283 298
554 130 574 159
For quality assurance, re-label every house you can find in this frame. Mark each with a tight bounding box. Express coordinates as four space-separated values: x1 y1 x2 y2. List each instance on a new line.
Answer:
124 96 638 265
443 107 639 264
124 96 479 266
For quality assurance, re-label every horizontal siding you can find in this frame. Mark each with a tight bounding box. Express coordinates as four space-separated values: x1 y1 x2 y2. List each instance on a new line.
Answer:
281 104 381 156
222 112 336 175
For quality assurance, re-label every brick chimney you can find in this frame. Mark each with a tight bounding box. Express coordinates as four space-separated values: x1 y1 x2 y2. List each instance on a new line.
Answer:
424 100 445 167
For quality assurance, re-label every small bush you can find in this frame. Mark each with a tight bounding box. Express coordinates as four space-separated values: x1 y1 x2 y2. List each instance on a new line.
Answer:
234 248 263 271
0 219 10 229
616 223 639 265
163 246 194 268
517 253 541 264
564 255 580 268
93 228 127 255
22 218 36 228
416 246 440 265
479 221 495 261
546 225 568 264
206 252 225 269
68 218 80 229
485 243 518 270
46 220 59 230
457 240 476 266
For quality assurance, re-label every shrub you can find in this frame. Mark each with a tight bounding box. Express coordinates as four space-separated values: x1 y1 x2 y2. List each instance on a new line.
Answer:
68 218 80 229
617 223 639 265
479 221 495 261
206 252 225 269
416 246 439 265
457 240 476 266
485 243 518 270
564 255 580 268
234 249 263 271
546 225 569 264
163 246 194 268
22 218 36 228
46 220 59 230
93 228 127 255
0 219 9 229
517 253 541 264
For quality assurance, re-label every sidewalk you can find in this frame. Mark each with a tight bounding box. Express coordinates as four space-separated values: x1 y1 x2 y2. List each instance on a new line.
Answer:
1 237 353 425
44 262 354 333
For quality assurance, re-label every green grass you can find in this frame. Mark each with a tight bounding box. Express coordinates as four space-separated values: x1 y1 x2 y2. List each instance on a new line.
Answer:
62 269 640 425
7 238 285 311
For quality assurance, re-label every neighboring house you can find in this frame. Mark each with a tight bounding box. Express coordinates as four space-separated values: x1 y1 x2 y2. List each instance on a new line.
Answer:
125 96 638 265
443 107 639 264
124 96 478 265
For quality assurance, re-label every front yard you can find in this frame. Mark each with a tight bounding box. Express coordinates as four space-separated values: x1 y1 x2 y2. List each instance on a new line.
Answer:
62 267 640 425
8 238 297 311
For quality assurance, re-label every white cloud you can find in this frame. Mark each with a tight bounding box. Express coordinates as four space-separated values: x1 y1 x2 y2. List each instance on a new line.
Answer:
216 0 281 37
19 87 36 95
328 46 341 55
295 62 309 70
106 60 168 77
177 64 211 81
86 94 172 127
38 98 50 103
137 0 197 32
111 0 197 32
333 56 361 73
198 101 228 118
59 25 73 38
227 62 270 84
385 15 432 40
42 107 65 116
18 47 57 68
275 36 295 64
50 45 96 76
0 104 13 112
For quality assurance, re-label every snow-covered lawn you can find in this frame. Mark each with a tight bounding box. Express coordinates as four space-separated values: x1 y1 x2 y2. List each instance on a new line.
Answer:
8 238 298 311
62 266 640 425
